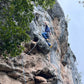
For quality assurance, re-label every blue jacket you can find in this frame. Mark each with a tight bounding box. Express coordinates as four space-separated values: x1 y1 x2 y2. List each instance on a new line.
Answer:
45 25 50 32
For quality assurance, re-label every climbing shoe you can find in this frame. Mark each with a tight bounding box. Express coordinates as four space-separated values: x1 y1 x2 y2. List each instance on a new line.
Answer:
50 45 52 48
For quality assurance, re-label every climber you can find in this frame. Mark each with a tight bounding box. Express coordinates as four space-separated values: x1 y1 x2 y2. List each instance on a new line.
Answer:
42 21 52 48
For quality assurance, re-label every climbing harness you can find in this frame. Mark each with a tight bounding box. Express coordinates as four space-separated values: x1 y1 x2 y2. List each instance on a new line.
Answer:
21 40 39 84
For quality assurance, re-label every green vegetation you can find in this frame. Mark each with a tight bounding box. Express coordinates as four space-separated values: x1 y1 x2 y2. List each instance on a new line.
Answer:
0 0 55 57
65 14 71 23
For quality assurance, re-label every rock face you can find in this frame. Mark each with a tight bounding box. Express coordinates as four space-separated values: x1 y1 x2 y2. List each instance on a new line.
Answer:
0 1 80 84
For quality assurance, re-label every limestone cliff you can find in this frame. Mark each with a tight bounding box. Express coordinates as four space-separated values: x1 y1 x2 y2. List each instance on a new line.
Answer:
0 1 80 84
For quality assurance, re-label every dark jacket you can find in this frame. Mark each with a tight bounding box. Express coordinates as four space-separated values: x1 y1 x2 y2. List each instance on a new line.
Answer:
45 25 50 38
45 25 50 32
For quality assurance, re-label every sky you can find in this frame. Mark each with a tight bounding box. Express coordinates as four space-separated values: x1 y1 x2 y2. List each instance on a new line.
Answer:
58 0 84 83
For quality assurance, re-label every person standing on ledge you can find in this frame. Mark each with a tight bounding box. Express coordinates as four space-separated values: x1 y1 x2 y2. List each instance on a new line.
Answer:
42 21 52 48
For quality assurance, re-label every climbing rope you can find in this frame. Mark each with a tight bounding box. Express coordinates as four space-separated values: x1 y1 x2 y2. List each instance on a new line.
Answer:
21 40 39 84
27 40 39 55
22 56 26 84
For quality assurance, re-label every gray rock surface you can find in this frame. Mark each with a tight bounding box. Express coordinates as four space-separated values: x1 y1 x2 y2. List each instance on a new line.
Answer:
48 1 65 20
0 62 12 72
29 5 53 54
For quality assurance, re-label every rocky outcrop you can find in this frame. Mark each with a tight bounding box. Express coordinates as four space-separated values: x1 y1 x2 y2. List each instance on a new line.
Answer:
0 1 80 84
48 1 65 19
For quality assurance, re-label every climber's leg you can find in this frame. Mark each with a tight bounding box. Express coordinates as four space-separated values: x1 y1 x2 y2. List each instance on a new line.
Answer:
46 41 52 47
42 32 48 39
31 40 37 44
47 42 51 46
42 32 52 48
